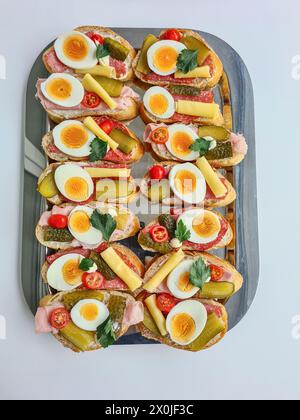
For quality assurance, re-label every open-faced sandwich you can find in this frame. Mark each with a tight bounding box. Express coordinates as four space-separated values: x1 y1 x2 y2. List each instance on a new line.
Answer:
36 73 140 123
140 159 236 208
37 162 139 205
42 116 144 165
36 203 140 250
43 26 136 82
40 243 145 294
133 28 223 89
138 208 233 254
35 290 144 352
144 123 248 167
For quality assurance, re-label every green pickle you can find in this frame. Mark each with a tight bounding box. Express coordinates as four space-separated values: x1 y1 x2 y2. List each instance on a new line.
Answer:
63 290 104 311
143 307 161 336
107 295 127 334
109 128 137 154
104 38 130 61
139 233 172 254
169 85 202 97
38 172 59 198
94 76 124 97
198 125 230 141
181 35 211 65
189 313 225 351
136 34 158 74
60 322 95 352
90 251 116 281
200 282 235 300
44 227 73 243
158 214 176 238
206 142 233 160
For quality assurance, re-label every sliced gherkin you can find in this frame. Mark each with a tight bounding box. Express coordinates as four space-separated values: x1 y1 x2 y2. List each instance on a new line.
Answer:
189 313 225 351
104 38 130 61
63 291 104 312
60 322 95 352
44 227 73 243
158 214 176 238
139 233 172 254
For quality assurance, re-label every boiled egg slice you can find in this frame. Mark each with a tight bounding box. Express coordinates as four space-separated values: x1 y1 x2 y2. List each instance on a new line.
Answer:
169 163 206 204
166 300 207 346
47 253 84 291
71 299 109 332
143 87 175 119
68 206 103 246
178 209 221 244
166 124 199 161
53 120 95 158
167 259 199 299
41 73 84 108
147 40 186 76
54 31 98 70
54 164 94 203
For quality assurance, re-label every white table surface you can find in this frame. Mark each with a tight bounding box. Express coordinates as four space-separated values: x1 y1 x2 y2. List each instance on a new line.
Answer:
0 0 299 401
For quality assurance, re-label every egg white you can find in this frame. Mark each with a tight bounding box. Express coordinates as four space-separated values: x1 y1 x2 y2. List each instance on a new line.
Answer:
166 124 200 161
71 299 109 332
53 120 95 158
54 163 94 202
147 40 186 76
68 206 103 246
47 253 84 292
41 73 85 108
143 87 175 119
169 163 206 204
178 209 221 244
167 259 199 299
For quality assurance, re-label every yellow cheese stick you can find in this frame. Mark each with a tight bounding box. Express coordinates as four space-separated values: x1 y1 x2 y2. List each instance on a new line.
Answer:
82 74 117 110
175 66 211 79
196 157 227 198
143 249 185 293
176 100 219 118
84 117 119 151
145 295 168 337
76 65 116 78
84 167 131 179
100 247 143 292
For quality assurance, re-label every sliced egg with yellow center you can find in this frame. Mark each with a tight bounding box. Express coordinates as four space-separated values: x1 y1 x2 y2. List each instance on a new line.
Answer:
53 120 95 158
166 300 207 346
68 206 103 246
54 31 98 70
166 124 199 161
169 163 206 204
143 87 175 119
178 209 221 244
167 259 200 299
47 253 84 291
71 299 109 332
147 40 186 76
54 164 94 202
41 73 84 108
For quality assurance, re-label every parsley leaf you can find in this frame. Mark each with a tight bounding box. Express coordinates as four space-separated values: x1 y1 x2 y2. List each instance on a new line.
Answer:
190 137 212 156
89 138 108 162
177 49 199 74
96 44 110 61
90 211 117 242
96 316 117 348
79 258 95 272
175 220 191 243
190 257 211 290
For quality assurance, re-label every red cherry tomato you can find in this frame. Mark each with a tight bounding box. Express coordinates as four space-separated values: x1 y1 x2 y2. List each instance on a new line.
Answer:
149 165 167 180
82 92 101 109
98 119 114 134
89 33 104 45
150 226 169 243
48 214 68 229
82 272 105 290
151 127 169 144
157 294 178 314
210 265 224 282
50 308 70 330
161 29 182 42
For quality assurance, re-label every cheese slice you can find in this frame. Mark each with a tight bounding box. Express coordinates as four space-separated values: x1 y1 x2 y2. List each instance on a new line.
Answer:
83 117 119 151
82 74 117 110
100 247 143 292
145 295 167 337
84 167 131 179
176 100 219 118
76 65 116 78
143 249 185 293
196 157 227 198
175 66 211 79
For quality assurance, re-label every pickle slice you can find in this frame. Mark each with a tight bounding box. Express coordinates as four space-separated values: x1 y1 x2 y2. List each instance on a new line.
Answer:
169 85 202 97
181 35 211 65
90 251 116 280
200 282 235 300
44 227 73 243
38 172 59 199
104 38 130 62
136 34 158 74
206 142 233 160
63 291 104 311
108 295 127 334
96 180 134 201
139 233 173 254
94 76 124 97
109 128 137 154
198 125 230 141
60 321 95 352
148 179 171 203
189 313 225 351
143 307 161 336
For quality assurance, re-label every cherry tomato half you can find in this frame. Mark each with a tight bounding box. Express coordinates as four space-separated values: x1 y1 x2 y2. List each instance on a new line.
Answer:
157 294 178 314
89 33 104 45
149 165 167 180
150 226 169 243
151 127 169 144
82 272 105 290
210 265 224 282
50 308 70 330
98 119 114 134
48 214 68 229
82 92 101 109
161 29 182 42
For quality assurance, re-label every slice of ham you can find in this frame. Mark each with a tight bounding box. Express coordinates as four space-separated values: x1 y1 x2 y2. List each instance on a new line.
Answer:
35 303 63 334
230 133 248 155
38 205 74 227
203 303 223 318
109 57 127 77
46 248 91 265
123 301 144 327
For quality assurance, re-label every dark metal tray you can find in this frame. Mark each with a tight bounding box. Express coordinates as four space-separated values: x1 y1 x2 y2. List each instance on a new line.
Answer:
21 28 259 346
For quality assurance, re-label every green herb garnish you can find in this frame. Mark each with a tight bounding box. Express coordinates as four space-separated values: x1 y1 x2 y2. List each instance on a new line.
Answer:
89 138 108 162
175 220 191 243
96 316 117 348
190 137 212 156
79 258 95 272
96 44 110 61
177 49 199 74
90 211 117 242
190 257 211 290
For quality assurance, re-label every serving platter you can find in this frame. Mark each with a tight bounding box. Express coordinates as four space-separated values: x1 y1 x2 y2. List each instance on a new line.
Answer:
21 28 259 346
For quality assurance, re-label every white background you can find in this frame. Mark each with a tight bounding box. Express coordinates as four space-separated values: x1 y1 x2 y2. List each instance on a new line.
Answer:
0 0 300 401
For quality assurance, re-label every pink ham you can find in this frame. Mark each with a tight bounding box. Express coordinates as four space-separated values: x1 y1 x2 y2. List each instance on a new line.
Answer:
123 301 144 327
230 133 248 155
46 248 90 265
43 49 70 73
35 303 63 334
109 57 126 77
203 303 223 319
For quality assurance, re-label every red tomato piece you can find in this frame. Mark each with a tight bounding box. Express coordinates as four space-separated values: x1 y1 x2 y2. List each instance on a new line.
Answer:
149 165 167 180
48 214 68 229
161 29 182 42
157 294 177 314
150 127 169 144
89 33 104 45
50 308 70 330
82 272 105 290
210 265 224 282
150 226 169 243
98 119 114 134
82 92 101 109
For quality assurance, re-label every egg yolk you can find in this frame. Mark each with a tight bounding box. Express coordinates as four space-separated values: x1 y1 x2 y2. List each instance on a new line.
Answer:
69 211 91 234
178 272 194 292
171 132 194 157
153 46 178 73
80 303 99 321
62 259 83 285
174 170 197 195
193 213 220 238
46 78 72 101
61 125 89 149
63 34 89 61
149 94 169 116
171 313 196 344
65 177 89 201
